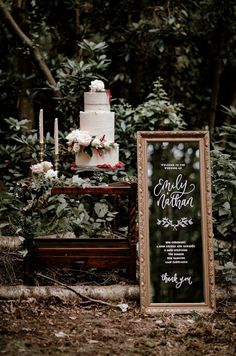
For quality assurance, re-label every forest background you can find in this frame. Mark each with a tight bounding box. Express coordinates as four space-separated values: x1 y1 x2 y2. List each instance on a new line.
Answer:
0 0 235 285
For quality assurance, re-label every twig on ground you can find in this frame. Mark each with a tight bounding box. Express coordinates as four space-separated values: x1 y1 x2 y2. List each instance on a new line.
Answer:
36 272 123 309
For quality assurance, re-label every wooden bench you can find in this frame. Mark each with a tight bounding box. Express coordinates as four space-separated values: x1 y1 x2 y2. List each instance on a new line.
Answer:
24 182 137 284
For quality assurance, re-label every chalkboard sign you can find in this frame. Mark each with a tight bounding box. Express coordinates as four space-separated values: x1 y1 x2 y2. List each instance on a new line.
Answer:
137 131 215 313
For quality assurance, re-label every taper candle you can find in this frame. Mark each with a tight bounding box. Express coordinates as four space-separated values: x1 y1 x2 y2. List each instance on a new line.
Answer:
39 109 44 144
54 118 59 155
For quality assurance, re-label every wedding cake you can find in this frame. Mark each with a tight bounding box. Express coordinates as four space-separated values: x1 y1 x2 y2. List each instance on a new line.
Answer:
66 80 120 168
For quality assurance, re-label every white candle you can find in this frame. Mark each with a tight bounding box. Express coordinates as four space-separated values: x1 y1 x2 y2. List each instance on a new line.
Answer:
54 118 59 155
39 109 44 144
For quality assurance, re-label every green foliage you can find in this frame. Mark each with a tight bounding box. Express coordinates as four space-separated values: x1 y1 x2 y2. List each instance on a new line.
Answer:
213 107 236 157
0 191 21 236
211 108 236 242
54 40 111 128
12 177 83 242
211 107 236 284
1 0 235 130
2 169 129 250
214 241 236 285
211 150 236 241
0 117 31 184
0 117 56 186
84 0 235 126
215 261 236 285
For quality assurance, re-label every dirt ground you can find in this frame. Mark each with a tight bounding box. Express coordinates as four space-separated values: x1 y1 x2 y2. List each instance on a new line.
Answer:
0 256 235 355
0 295 235 356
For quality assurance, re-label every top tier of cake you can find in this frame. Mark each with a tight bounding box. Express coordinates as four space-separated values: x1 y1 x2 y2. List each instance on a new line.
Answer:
84 92 110 111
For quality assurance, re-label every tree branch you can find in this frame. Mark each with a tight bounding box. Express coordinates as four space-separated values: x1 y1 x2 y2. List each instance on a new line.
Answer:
36 272 123 309
0 0 60 97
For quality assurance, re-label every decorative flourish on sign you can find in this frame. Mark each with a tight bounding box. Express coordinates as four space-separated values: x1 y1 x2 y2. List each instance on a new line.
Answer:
156 217 193 230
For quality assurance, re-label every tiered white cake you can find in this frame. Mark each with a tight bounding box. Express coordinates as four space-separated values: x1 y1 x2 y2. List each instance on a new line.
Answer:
75 83 119 167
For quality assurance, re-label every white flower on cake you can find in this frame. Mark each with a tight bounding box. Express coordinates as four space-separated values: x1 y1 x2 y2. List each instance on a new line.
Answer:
66 129 91 150
89 79 105 92
66 129 115 157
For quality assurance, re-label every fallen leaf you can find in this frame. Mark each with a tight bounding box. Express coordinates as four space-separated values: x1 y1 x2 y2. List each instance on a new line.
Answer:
117 303 128 312
144 340 155 348
54 331 68 338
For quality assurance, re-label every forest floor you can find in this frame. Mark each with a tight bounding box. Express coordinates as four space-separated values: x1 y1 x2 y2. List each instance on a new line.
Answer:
0 255 235 355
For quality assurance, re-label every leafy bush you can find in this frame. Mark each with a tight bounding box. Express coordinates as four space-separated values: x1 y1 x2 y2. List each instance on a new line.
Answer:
0 117 35 185
211 150 236 241
54 40 111 129
0 117 57 189
214 241 236 285
211 107 236 243
1 169 129 250
211 107 236 284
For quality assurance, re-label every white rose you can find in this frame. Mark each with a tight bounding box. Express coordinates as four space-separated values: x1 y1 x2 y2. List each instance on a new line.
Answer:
77 131 92 146
73 143 81 152
42 161 53 172
66 129 80 143
89 80 105 92
66 130 91 147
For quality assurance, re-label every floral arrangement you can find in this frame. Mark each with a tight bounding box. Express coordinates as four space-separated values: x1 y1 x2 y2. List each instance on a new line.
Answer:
66 129 116 157
31 161 57 179
89 79 111 100
89 79 105 92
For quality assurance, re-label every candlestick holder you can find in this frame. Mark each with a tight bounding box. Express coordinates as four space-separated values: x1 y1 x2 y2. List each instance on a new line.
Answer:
39 143 44 162
54 153 60 176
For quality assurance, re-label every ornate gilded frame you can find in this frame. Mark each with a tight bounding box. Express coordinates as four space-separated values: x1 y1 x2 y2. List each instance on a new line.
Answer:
137 131 215 314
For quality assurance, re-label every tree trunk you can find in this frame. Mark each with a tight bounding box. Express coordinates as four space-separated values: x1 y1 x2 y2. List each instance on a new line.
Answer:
12 0 34 129
0 284 140 302
208 32 225 129
209 59 223 129
0 0 60 96
0 236 21 251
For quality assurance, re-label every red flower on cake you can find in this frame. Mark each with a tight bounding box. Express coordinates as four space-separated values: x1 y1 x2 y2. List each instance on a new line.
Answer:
105 89 112 103
96 162 125 170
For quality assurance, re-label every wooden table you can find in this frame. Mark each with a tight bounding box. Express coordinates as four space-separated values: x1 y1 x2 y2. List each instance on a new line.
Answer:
24 182 137 284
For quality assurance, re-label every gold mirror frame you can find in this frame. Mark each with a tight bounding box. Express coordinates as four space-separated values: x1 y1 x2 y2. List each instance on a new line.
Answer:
137 131 215 314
